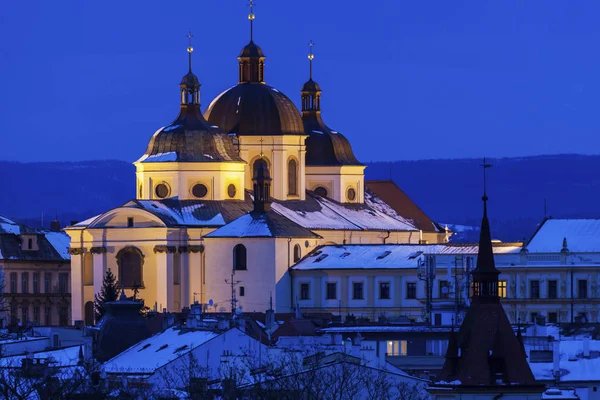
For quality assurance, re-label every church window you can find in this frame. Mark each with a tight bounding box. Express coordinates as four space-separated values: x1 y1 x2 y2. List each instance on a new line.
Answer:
293 244 301 263
155 183 170 199
127 217 134 228
288 159 298 195
117 247 144 289
314 186 328 197
233 244 247 271
192 184 208 199
346 187 356 201
227 184 237 199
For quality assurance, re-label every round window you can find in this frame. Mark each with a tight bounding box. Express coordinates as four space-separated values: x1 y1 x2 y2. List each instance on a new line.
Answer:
347 187 356 201
155 183 170 199
314 186 328 197
192 183 208 199
227 184 237 198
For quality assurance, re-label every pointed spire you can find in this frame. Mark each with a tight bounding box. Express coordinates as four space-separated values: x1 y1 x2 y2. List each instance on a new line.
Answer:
301 40 322 115
180 32 200 106
238 1 266 84
248 0 255 42
472 158 500 302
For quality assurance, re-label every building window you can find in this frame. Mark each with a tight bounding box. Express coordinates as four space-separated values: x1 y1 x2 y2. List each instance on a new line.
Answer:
548 312 558 323
300 283 310 300
58 273 68 294
227 184 237 199
127 217 134 228
548 280 558 299
314 186 328 197
44 273 51 293
239 286 245 297
346 187 356 202
293 244 302 263
352 282 364 300
387 340 407 356
233 244 247 271
192 183 208 199
10 273 17 293
21 307 28 325
530 280 540 299
33 273 39 294
117 247 144 288
439 280 450 298
530 312 538 323
426 340 449 356
44 307 51 326
406 282 417 299
326 282 337 300
33 307 40 326
27 238 33 249
21 273 29 294
59 306 68 326
288 159 297 195
379 282 390 299
578 280 588 299
155 183 170 199
498 280 507 298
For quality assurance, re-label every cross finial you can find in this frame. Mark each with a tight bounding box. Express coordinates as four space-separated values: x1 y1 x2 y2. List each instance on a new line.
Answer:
480 157 492 201
187 31 194 72
308 40 315 80
259 137 264 158
248 0 256 42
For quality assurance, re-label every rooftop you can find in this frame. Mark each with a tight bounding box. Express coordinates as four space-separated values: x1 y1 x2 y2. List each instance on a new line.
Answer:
527 219 600 253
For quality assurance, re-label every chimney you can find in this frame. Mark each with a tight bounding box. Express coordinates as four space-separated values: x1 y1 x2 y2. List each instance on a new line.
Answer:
265 293 275 330
583 337 590 358
50 220 61 232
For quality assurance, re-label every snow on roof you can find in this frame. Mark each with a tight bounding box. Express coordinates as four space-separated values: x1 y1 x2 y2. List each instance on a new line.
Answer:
293 244 521 271
138 151 178 162
136 201 226 226
71 214 102 228
0 216 20 234
206 213 271 237
528 219 600 253
103 327 219 374
0 346 82 368
528 338 600 383
320 326 452 333
44 232 71 260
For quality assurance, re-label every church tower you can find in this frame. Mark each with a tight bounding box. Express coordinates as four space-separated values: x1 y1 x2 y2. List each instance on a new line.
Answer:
301 42 366 203
428 160 544 399
204 2 308 201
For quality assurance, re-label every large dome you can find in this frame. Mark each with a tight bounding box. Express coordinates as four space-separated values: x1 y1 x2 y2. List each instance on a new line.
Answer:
138 105 243 163
303 113 362 166
204 84 305 136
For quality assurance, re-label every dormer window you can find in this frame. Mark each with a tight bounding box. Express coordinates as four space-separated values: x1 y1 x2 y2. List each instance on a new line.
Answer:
21 235 37 251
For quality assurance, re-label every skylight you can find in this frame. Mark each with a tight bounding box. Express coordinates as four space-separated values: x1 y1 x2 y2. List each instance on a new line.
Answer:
314 254 329 263
408 251 423 260
376 251 392 260
340 252 351 258
156 344 168 352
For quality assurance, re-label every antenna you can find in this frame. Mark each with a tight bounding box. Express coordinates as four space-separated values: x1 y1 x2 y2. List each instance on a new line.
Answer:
225 272 241 315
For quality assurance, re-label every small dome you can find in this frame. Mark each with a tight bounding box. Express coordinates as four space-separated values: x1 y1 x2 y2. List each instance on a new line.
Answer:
180 71 199 87
205 84 304 135
303 113 362 166
138 106 243 163
301 79 321 93
239 41 265 58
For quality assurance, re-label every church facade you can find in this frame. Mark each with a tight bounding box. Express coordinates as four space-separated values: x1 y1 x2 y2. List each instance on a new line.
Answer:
65 14 444 325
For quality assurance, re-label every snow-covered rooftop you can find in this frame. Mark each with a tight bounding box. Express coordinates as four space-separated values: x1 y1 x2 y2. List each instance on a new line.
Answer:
103 327 219 374
0 216 20 234
206 211 318 238
44 231 71 260
293 244 521 271
528 219 600 253
528 338 600 383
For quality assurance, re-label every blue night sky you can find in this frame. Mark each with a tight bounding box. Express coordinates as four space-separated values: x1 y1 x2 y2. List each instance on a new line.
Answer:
1 0 599 163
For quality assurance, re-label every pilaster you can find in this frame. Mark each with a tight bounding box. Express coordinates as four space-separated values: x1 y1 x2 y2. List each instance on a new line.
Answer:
155 246 176 312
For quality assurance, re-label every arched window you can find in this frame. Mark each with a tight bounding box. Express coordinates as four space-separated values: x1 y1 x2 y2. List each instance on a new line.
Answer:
116 247 144 288
288 159 298 195
253 158 270 178
293 244 302 263
84 301 94 326
233 244 247 271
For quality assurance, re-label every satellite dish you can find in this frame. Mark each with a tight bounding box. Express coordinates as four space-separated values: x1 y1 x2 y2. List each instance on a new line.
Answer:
208 299 214 306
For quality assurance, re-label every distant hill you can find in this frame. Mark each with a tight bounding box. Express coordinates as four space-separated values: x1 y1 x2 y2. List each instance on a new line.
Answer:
1 155 599 242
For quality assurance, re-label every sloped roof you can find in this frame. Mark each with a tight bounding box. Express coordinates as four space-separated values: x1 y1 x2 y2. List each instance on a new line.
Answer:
527 219 600 252
365 180 442 233
206 211 320 238
272 319 321 340
292 244 521 271
0 217 70 262
528 338 600 382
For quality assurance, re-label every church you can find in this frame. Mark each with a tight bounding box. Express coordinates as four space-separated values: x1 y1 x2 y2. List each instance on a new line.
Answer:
65 8 445 326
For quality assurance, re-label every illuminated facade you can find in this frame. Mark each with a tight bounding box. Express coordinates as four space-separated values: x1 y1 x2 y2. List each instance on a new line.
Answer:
65 12 445 325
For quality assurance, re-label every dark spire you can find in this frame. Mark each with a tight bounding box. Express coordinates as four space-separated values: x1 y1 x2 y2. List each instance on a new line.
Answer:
238 1 266 83
252 151 272 214
301 40 322 115
180 32 200 106
471 158 501 302
445 317 459 371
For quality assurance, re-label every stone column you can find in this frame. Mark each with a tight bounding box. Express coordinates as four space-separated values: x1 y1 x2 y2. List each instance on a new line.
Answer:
178 247 190 309
67 248 85 324
91 247 107 301
188 246 204 307
155 245 176 312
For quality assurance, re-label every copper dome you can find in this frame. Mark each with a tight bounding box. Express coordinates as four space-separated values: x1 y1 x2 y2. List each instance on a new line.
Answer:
204 84 305 135
138 105 243 163
303 113 362 166
239 41 265 58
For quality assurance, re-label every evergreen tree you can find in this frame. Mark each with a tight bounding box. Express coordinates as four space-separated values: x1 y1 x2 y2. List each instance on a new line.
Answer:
93 268 120 323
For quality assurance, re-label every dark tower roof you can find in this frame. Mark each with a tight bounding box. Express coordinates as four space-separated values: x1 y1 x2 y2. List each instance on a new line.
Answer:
138 37 243 163
436 160 542 392
252 158 272 214
301 42 362 166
